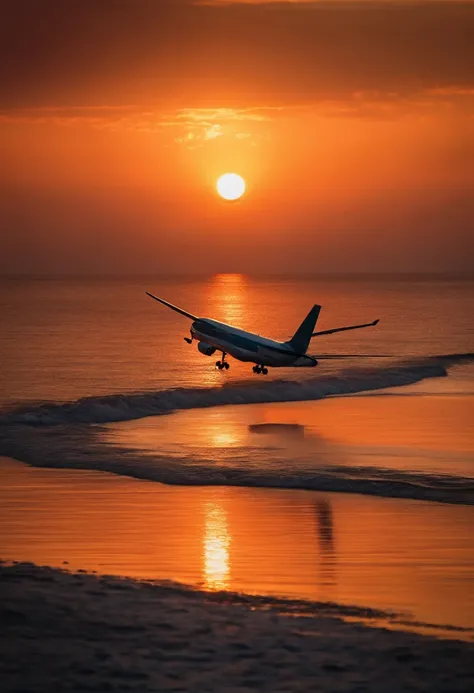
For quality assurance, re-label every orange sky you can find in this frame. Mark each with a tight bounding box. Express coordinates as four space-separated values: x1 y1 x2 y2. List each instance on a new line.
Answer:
1 0 473 274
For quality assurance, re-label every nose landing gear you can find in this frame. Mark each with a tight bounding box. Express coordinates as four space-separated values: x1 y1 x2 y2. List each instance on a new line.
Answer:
252 365 268 375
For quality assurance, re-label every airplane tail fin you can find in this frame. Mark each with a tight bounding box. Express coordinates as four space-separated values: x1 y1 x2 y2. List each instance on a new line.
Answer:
287 305 321 354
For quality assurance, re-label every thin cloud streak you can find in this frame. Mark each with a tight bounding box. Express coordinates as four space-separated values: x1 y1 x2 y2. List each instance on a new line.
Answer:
1 89 472 132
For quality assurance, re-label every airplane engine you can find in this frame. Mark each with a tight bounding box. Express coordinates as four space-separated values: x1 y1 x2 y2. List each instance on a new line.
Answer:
197 341 216 356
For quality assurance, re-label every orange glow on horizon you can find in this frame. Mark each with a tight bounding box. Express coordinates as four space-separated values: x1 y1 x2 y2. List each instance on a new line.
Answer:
1 0 473 275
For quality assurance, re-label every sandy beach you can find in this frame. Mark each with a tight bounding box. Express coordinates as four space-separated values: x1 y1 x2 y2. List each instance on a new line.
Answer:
2 561 474 693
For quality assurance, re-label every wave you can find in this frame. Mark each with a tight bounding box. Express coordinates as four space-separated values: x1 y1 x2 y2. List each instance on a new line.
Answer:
1 353 473 427
1 353 473 505
1 420 473 506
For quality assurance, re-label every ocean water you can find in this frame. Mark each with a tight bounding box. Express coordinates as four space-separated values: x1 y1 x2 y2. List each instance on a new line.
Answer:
1 274 474 404
1 275 474 633
1 275 473 503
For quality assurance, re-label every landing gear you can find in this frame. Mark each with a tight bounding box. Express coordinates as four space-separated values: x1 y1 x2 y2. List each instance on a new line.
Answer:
216 353 230 370
184 332 193 344
252 365 268 375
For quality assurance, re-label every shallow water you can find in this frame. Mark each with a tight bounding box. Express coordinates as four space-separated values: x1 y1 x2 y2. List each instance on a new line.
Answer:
1 457 473 638
103 393 474 482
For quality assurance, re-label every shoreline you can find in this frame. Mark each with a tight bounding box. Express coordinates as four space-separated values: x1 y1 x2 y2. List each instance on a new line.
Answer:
2 561 474 693
2 419 473 506
2 382 473 507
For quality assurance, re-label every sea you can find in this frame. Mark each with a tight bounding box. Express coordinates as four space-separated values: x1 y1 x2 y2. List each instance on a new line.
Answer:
1 275 474 637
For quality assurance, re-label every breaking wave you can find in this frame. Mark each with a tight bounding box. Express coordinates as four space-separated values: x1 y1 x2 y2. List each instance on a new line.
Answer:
1 353 473 505
1 353 473 427
1 422 473 505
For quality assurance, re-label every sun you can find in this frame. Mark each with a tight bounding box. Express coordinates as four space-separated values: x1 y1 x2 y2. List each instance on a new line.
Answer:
216 173 246 201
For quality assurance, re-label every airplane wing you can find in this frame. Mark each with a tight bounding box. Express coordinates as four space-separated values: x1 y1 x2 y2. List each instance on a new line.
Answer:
146 292 197 320
311 319 379 338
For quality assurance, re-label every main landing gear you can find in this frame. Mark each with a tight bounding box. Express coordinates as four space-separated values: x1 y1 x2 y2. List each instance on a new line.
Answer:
216 353 229 370
253 365 268 375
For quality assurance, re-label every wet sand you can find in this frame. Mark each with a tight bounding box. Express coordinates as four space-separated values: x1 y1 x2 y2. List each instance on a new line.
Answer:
1 457 473 638
2 561 474 693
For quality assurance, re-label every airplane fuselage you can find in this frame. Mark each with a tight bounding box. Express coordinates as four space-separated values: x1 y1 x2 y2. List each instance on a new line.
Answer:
145 291 379 374
191 318 317 368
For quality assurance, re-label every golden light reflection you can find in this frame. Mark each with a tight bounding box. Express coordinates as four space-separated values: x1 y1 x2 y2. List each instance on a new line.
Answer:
214 273 246 283
208 273 248 326
200 273 250 386
212 431 237 447
203 502 231 590
2 458 474 633
207 413 244 449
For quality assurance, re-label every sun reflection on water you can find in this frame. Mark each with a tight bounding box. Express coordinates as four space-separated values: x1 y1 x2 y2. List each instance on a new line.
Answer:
209 273 248 326
212 431 237 447
203 502 231 590
208 414 245 449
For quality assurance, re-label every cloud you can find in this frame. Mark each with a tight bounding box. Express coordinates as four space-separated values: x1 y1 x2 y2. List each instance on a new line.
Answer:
1 1 473 110
1 89 472 135
0 105 280 148
176 108 275 123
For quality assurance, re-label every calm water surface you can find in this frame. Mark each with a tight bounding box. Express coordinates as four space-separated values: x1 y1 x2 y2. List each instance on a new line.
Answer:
1 457 473 639
2 275 473 404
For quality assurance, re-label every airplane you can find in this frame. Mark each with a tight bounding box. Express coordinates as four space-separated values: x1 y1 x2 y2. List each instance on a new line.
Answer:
146 292 379 375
